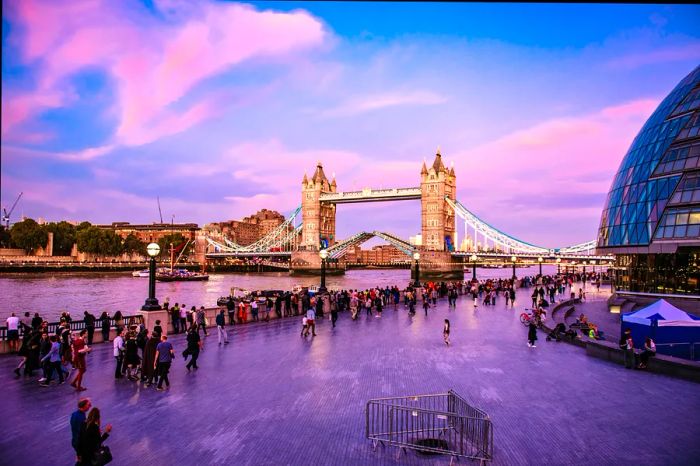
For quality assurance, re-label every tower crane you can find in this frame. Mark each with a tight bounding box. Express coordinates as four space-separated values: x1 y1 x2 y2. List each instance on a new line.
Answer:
2 192 23 228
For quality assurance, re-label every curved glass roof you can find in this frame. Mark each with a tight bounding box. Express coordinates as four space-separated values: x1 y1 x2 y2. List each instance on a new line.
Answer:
598 65 700 249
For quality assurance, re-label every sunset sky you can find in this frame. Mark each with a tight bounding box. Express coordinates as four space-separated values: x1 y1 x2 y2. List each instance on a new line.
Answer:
2 1 700 248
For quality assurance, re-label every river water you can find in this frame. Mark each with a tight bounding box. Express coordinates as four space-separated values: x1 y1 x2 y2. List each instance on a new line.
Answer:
0 265 559 321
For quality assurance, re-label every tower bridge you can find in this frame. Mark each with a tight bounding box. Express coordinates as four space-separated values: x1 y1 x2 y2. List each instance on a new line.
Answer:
203 149 611 278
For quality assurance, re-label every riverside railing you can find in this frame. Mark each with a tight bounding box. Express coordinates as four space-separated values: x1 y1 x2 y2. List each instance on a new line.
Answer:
0 315 144 341
654 342 699 361
366 390 493 464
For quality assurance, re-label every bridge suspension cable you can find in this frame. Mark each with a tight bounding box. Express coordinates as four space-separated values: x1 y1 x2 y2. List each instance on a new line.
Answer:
446 197 598 255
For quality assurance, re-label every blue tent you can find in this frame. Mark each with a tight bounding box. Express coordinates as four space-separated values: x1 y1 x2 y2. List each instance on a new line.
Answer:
621 299 700 360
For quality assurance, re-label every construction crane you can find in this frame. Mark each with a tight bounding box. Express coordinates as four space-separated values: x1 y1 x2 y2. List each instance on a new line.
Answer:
2 192 23 228
157 196 164 223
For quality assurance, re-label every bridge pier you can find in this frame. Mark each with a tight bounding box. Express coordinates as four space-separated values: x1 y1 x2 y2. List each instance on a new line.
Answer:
413 251 464 281
290 251 345 276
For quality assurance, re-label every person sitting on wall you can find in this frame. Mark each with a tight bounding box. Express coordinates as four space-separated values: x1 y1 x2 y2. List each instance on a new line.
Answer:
638 337 656 369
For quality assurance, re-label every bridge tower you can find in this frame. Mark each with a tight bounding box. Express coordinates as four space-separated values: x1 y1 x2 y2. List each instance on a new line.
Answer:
420 148 456 251
301 162 337 251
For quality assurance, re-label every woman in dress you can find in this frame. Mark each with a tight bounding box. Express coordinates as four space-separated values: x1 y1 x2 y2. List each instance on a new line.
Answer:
70 329 90 391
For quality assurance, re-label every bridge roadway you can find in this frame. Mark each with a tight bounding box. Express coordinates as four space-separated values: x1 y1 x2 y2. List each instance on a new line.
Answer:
1 286 698 465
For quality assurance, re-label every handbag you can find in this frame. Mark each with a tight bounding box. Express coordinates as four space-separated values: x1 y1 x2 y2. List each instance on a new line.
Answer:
92 445 113 465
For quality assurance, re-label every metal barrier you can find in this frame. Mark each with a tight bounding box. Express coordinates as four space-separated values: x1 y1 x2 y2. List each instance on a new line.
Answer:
0 315 143 341
366 390 493 464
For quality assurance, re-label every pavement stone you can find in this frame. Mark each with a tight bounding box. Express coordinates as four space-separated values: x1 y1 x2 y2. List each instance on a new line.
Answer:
0 286 699 466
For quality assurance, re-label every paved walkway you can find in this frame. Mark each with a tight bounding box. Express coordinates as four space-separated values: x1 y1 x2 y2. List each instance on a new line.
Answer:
1 286 699 465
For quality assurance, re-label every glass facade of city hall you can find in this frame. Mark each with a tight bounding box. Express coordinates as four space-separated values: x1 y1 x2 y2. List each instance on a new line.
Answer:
598 65 700 294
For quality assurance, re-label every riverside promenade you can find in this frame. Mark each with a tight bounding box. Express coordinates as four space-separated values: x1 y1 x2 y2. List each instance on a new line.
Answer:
1 286 699 465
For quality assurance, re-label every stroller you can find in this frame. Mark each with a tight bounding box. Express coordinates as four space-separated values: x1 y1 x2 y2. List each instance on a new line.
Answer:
546 323 566 342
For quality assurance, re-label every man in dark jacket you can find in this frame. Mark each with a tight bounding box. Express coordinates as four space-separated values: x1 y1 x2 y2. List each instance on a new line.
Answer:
216 309 229 345
83 311 96 345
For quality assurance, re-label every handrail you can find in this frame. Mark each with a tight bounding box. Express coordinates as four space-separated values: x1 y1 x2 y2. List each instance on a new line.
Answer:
0 315 144 340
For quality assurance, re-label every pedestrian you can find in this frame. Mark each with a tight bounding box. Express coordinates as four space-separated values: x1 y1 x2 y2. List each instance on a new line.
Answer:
216 309 229 345
443 319 451 346
124 333 141 381
179 304 187 332
5 312 20 353
70 398 91 464
620 328 635 369
83 311 96 345
170 304 180 334
78 407 112 466
38 331 51 383
423 297 430 316
113 329 125 379
113 311 124 335
509 288 516 308
196 306 208 336
306 307 316 336
153 320 163 338
99 312 111 343
154 334 174 391
40 335 64 386
251 299 259 322
527 321 537 347
330 302 338 328
301 316 308 336
141 330 160 386
70 329 91 391
185 326 202 371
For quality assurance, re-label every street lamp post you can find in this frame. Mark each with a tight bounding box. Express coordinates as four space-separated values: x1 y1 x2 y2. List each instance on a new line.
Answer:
556 257 561 274
470 254 477 280
538 256 543 276
319 249 328 293
511 255 517 282
413 252 421 288
582 260 587 288
142 242 161 311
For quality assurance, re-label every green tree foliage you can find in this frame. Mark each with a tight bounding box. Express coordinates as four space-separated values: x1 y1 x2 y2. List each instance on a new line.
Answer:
122 233 146 256
10 218 48 254
43 221 76 256
0 226 12 248
76 226 123 256
157 233 192 260
77 221 92 231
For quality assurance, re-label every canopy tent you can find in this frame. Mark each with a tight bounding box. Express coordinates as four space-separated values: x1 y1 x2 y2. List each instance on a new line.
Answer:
621 299 700 360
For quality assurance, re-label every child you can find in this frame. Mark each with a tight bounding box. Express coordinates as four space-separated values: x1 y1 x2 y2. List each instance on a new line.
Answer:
301 316 308 337
443 319 450 346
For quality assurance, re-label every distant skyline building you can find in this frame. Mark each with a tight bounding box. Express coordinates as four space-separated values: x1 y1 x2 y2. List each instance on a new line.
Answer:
210 209 286 246
597 65 700 294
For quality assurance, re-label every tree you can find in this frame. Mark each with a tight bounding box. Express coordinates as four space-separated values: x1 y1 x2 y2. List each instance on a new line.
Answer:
122 233 146 256
43 221 76 256
76 226 123 256
0 226 12 248
157 233 192 262
10 218 48 254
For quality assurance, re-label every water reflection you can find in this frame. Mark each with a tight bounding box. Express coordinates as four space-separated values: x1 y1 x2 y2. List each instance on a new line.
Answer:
0 266 558 321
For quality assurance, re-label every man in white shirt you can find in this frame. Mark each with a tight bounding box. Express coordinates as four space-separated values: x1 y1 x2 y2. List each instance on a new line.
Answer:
306 308 316 336
113 329 125 379
6 313 20 352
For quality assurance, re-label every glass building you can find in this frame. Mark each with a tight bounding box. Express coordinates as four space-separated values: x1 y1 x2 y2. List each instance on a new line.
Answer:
598 65 700 294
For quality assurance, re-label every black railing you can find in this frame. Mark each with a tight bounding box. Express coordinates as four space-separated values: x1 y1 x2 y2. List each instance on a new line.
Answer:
0 315 143 341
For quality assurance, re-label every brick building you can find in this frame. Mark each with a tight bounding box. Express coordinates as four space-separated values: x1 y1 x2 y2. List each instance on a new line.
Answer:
211 209 286 246
97 222 199 243
345 244 408 264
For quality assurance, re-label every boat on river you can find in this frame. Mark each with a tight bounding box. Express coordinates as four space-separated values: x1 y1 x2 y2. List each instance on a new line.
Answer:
132 267 170 277
156 268 209 282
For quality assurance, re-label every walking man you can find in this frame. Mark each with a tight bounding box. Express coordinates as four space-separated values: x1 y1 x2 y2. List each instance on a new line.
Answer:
306 307 317 336
154 334 174 391
196 306 208 336
185 327 202 371
216 309 229 345
70 398 91 464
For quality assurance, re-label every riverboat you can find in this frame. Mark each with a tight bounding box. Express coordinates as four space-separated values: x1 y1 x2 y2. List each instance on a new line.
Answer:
132 267 169 277
156 269 209 282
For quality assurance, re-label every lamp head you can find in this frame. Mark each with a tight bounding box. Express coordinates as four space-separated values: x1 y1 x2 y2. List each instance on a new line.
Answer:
511 256 517 262
319 249 329 260
413 252 420 261
470 254 477 261
146 243 161 257
556 258 561 263
538 257 543 262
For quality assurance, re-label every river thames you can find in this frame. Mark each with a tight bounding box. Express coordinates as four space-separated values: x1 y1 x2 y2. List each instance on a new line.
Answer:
0 265 563 321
